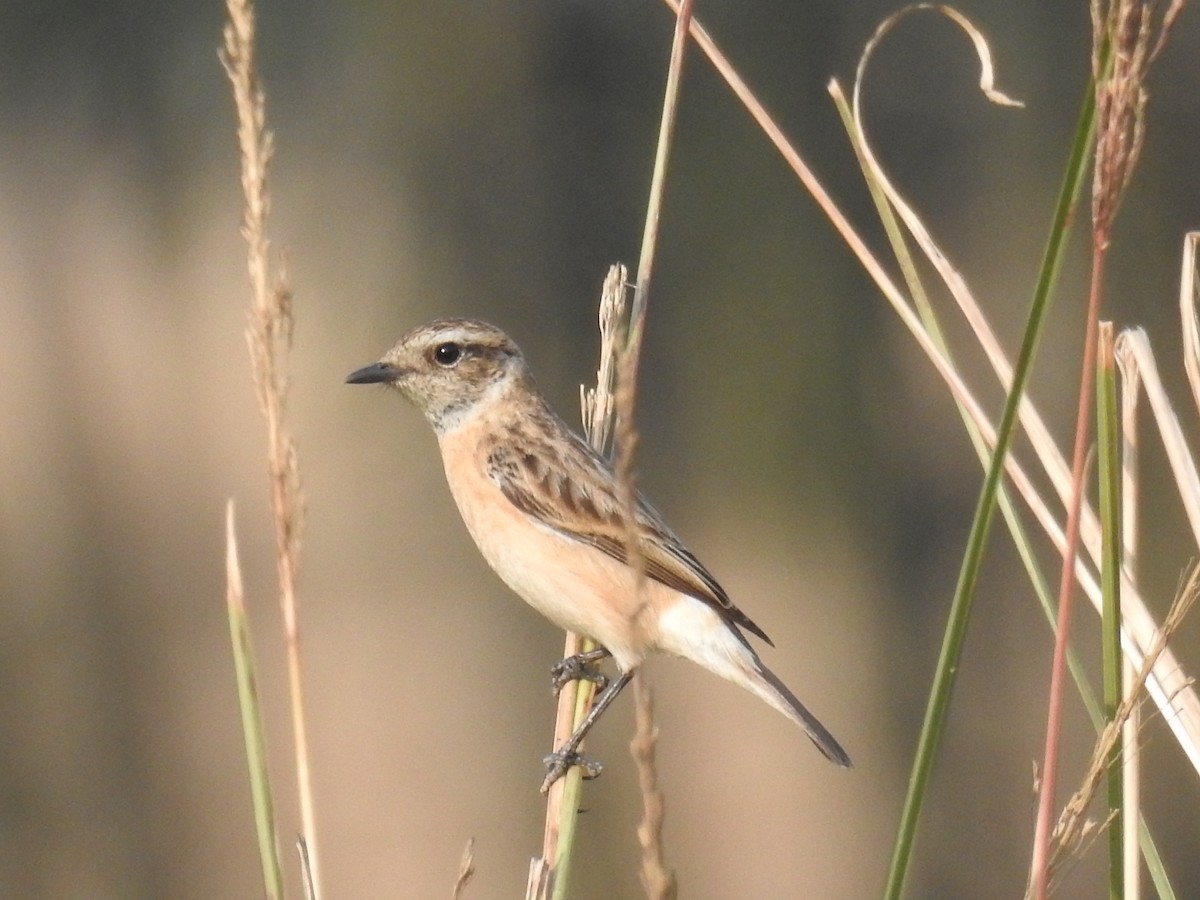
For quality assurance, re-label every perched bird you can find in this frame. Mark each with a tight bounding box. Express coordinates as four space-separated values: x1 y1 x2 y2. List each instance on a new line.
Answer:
347 318 850 789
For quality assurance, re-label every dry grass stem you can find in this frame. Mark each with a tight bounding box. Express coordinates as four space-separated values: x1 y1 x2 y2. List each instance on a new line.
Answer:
529 267 631 899
623 0 694 374
1038 565 1200 892
1119 317 1144 900
221 0 319 892
608 7 699 885
613 343 645 602
1031 218 1105 900
529 640 593 897
631 675 677 900
1031 268 1100 899
1179 233 1200 413
532 3 696 888
452 838 476 899
1122 277 1200 549
616 0 694 564
581 265 630 453
525 859 550 900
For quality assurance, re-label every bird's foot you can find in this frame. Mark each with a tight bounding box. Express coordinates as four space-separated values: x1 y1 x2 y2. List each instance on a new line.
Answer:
540 749 604 794
550 649 610 696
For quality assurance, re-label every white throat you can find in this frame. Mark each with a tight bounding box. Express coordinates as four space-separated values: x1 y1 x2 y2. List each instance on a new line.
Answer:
431 369 512 437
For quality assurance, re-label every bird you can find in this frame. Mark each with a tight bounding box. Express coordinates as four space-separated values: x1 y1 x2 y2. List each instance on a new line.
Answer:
346 317 850 790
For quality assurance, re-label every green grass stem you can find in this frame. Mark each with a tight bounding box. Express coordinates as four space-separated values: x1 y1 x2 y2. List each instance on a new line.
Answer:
1098 324 1124 897
225 502 284 900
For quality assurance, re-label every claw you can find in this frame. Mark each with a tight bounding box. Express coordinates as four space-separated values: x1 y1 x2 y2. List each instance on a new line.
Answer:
541 750 604 793
537 668 634 793
550 648 611 696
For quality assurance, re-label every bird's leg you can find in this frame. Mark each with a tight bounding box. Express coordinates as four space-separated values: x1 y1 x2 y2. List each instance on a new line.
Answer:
541 669 634 793
550 646 612 696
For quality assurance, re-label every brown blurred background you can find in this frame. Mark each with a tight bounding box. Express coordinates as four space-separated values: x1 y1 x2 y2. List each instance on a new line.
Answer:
1 2 1199 898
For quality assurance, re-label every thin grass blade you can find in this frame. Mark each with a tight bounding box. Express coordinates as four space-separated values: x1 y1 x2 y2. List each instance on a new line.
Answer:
1097 322 1124 897
225 501 284 900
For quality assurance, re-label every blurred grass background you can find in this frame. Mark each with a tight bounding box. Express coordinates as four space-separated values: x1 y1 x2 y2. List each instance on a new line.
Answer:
1 2 1198 897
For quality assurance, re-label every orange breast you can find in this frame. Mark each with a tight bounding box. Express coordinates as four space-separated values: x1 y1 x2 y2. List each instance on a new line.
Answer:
435 416 664 670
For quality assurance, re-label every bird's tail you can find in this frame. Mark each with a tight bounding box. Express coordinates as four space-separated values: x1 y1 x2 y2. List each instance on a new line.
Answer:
743 654 852 767
655 597 851 765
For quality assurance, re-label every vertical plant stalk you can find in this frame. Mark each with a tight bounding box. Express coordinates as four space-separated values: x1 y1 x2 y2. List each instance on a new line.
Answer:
220 0 319 893
1118 348 1141 900
532 629 594 900
615 0 694 509
225 502 285 900
1181 233 1200 412
1030 250 1107 900
1031 5 1154 896
533 1 693 890
529 267 629 900
1096 322 1124 898
614 6 694 889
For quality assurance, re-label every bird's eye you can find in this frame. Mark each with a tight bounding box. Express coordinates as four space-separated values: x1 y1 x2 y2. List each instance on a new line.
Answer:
433 342 462 366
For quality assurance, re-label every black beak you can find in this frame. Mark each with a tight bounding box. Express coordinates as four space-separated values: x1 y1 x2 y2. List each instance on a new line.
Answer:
345 362 400 384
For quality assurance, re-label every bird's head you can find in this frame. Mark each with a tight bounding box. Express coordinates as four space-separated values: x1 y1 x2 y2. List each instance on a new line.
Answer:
346 318 528 433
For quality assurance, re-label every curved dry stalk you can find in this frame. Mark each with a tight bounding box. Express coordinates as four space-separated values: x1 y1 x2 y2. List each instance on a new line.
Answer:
855 4 1024 109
